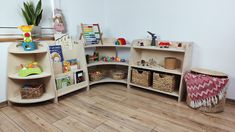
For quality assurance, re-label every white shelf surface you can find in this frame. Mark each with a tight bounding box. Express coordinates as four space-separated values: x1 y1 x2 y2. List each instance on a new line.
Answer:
9 46 48 54
8 72 51 80
8 93 55 104
84 44 131 48
55 69 84 78
131 65 182 75
129 83 179 97
90 78 127 85
57 81 88 97
133 46 185 53
88 61 129 67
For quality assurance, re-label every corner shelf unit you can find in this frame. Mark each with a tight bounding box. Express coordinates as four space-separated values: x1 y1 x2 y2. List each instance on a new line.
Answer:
49 40 89 98
7 42 57 104
84 38 131 86
128 39 192 102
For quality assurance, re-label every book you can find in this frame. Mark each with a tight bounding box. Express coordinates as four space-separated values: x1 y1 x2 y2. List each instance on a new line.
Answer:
55 75 72 90
74 71 84 84
49 45 64 63
63 59 80 73
62 60 71 73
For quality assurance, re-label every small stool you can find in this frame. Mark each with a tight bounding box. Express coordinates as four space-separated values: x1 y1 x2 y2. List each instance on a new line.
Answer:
184 68 229 113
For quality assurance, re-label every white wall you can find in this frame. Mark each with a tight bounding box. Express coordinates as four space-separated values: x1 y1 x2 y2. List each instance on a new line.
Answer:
60 0 106 37
103 0 235 99
0 0 54 102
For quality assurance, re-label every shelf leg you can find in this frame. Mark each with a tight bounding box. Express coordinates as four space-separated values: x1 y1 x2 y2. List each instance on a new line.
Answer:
86 85 90 91
53 97 58 104
7 101 12 106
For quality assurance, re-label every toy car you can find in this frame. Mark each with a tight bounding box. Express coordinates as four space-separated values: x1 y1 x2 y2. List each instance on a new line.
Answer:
159 42 171 48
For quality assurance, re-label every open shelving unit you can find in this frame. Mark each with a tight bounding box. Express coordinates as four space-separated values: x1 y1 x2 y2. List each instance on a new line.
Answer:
7 42 57 104
84 38 131 86
128 39 192 102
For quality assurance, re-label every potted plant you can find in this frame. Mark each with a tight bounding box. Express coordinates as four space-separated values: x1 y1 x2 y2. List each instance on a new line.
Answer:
21 0 43 36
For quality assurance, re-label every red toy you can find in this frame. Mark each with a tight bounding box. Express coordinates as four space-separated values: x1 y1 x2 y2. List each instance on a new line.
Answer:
115 38 126 45
159 42 171 48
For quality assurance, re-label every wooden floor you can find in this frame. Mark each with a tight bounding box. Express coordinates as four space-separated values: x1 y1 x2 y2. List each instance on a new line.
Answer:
0 84 235 132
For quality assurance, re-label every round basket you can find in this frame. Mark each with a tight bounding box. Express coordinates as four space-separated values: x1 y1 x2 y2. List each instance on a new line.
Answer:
89 71 103 81
164 57 178 70
111 70 126 80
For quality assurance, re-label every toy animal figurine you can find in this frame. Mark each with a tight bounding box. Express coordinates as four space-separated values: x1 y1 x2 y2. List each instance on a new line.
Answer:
147 31 157 46
18 25 36 51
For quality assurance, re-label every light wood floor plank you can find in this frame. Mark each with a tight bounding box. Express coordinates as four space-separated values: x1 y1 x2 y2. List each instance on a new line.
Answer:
0 84 234 132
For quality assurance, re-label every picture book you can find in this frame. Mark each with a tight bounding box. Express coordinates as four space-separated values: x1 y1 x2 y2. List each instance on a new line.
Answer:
62 60 71 73
55 75 71 90
74 71 84 84
68 59 80 72
49 45 64 63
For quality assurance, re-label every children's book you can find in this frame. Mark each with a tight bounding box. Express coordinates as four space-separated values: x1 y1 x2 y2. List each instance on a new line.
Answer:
49 45 64 63
68 59 80 72
55 75 71 90
74 71 84 84
62 60 71 73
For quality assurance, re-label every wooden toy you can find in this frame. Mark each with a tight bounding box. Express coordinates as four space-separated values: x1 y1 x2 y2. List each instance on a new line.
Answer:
18 25 36 51
86 51 99 64
115 38 126 45
81 23 103 45
159 42 171 48
18 62 42 77
147 31 157 46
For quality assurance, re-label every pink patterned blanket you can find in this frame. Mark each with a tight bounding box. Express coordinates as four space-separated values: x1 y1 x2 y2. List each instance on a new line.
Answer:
184 72 229 108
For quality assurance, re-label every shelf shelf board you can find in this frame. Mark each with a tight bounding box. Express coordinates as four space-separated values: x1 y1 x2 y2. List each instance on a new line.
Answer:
133 46 185 53
8 93 55 104
57 81 88 97
55 69 84 78
131 65 182 75
129 83 179 97
9 48 48 54
90 78 127 85
84 44 131 48
8 72 51 80
88 61 129 67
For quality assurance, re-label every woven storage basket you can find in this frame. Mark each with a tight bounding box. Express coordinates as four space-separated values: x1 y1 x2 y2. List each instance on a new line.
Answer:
131 68 151 87
165 57 178 70
89 71 103 81
111 70 126 80
152 73 176 92
186 95 226 113
20 84 45 99
185 68 228 113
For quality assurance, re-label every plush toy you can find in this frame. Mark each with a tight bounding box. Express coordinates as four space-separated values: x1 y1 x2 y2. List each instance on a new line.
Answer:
18 25 36 51
115 38 126 45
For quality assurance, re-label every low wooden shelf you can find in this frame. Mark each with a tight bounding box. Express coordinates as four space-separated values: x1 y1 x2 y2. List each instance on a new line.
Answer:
8 72 51 80
90 78 127 85
88 61 129 67
8 93 55 104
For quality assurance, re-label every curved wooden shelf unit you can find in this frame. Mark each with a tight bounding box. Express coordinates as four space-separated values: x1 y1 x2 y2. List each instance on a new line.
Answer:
84 44 131 48
8 43 48 54
8 72 51 80
8 93 55 104
129 83 179 97
90 78 127 86
88 61 129 67
133 46 185 53
131 65 182 75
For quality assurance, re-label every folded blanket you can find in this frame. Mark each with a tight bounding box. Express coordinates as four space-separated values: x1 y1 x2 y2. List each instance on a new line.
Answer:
184 72 229 108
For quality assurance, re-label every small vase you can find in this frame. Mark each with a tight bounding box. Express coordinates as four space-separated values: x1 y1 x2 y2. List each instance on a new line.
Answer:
31 26 42 37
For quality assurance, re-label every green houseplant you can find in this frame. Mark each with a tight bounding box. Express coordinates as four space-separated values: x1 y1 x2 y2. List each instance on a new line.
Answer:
21 0 43 26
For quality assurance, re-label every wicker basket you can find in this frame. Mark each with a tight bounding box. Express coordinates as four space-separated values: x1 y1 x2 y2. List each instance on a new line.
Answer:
131 68 151 87
186 95 226 113
89 71 103 81
111 70 126 80
20 84 45 99
152 73 176 92
165 57 178 70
